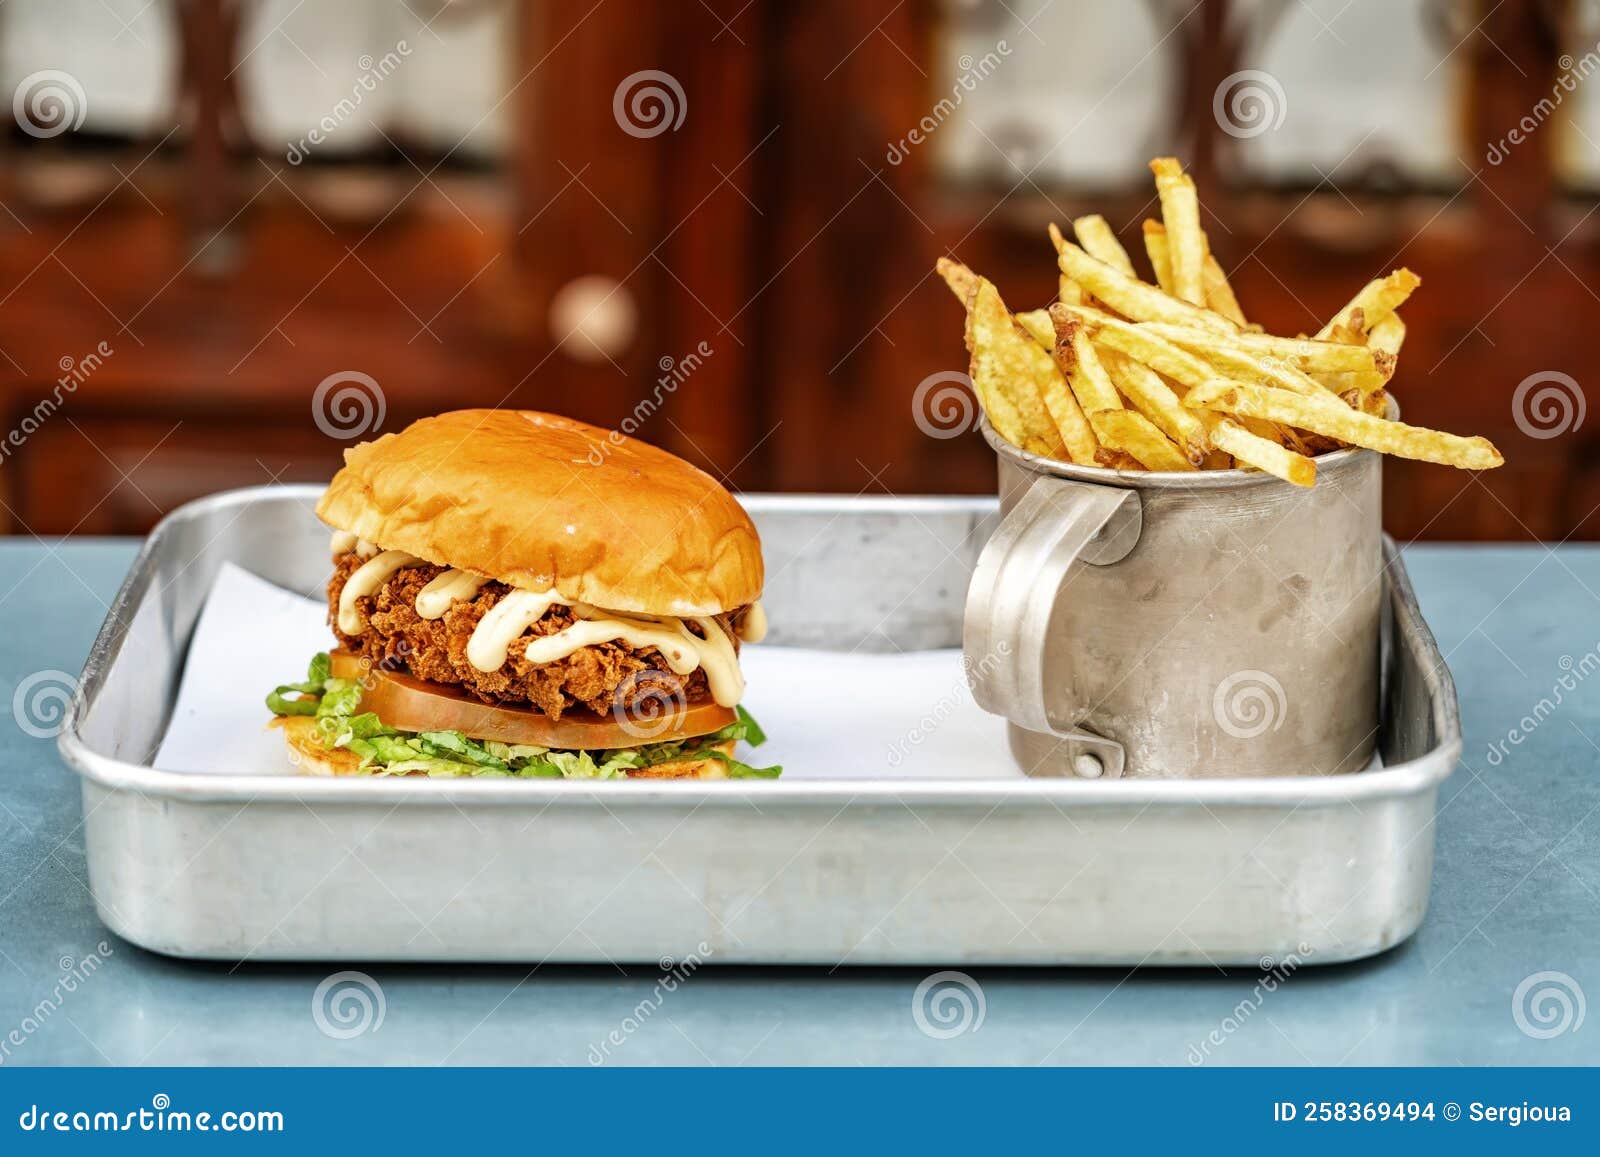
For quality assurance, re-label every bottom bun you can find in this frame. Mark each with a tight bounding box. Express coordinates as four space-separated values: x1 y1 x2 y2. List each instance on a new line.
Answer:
272 717 732 780
623 741 732 779
275 716 368 777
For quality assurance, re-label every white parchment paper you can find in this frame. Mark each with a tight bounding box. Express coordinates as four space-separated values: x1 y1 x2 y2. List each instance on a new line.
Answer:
153 563 1017 779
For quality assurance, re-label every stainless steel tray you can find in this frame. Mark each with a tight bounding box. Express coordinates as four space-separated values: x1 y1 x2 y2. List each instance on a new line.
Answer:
59 486 1461 966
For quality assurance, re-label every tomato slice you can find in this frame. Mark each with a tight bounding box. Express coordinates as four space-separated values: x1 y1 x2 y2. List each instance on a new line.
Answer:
328 650 735 750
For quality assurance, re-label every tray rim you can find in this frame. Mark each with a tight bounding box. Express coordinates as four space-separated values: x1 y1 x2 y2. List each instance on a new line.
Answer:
58 484 1462 810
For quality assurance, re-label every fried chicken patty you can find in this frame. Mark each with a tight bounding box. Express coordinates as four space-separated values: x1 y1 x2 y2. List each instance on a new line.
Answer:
329 554 742 719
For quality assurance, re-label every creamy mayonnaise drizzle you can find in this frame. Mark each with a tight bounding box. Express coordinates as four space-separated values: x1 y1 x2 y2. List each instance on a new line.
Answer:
337 549 425 634
329 531 381 560
328 531 760 707
523 612 743 706
690 615 744 704
737 602 768 644
464 588 568 671
416 569 490 620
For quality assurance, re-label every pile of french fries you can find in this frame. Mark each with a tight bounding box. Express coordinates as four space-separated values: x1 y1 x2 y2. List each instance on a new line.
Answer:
939 157 1503 487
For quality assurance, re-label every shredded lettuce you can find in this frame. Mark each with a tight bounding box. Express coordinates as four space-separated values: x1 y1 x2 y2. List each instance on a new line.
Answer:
342 713 396 741
543 750 642 780
416 730 511 771
711 751 784 779
483 740 550 762
315 677 362 720
264 653 329 716
733 705 768 745
265 686 319 716
266 652 782 780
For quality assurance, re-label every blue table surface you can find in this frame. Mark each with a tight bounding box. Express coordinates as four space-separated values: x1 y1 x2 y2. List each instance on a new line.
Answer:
0 540 1595 1068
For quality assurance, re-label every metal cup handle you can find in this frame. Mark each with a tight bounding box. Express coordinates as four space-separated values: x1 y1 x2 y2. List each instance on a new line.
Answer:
963 474 1142 779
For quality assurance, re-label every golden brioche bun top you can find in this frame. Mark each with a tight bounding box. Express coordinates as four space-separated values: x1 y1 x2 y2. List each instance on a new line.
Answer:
316 409 763 615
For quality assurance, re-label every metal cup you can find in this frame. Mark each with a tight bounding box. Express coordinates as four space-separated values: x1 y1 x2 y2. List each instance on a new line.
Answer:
964 420 1383 779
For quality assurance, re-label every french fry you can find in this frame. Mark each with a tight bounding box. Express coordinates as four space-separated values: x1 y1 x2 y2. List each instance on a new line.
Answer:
1069 308 1317 446
1073 214 1136 276
1323 316 1366 346
1014 309 1055 350
938 257 1058 358
1037 374 1100 464
1201 252 1247 325
1238 416 1293 447
1143 323 1386 381
1315 269 1420 340
1321 315 1403 396
1072 330 1124 412
967 279 1070 459
1143 219 1245 323
936 256 980 308
1141 220 1173 294
1053 313 1125 415
1151 157 1206 306
1138 324 1344 400
963 288 1035 451
1090 409 1195 471
1047 222 1099 308
1184 380 1504 470
1054 304 1215 389
978 280 1102 463
1054 237 1234 332
1162 325 1382 373
1209 419 1317 488
1368 313 1405 357
1094 448 1146 471
1100 348 1208 462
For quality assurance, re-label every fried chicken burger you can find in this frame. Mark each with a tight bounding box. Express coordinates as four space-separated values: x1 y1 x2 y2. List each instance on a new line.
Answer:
267 409 777 780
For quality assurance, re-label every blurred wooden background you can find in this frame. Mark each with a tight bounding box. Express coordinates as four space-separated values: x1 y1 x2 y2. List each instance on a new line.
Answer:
0 0 1593 539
